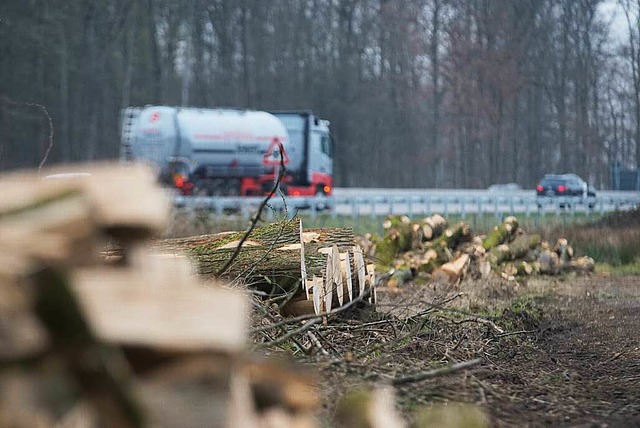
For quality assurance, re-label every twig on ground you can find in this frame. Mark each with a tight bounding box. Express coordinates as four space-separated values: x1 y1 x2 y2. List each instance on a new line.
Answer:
450 316 504 334
599 350 626 366
490 329 537 340
312 329 343 355
256 318 320 349
252 288 372 333
391 358 483 386
307 331 329 356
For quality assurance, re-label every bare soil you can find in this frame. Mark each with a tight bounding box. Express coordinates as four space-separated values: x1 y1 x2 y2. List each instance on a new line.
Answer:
309 275 640 427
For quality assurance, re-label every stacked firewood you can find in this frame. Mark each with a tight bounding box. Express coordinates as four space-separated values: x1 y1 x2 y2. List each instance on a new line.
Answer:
0 163 319 428
361 214 595 288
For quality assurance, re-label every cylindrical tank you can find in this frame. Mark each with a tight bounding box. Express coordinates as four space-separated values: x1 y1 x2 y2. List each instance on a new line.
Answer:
130 106 296 175
177 108 294 178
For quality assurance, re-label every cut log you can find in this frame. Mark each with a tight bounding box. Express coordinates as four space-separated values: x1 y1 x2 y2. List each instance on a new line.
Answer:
331 245 344 306
559 256 595 274
432 253 470 285
311 276 321 315
29 266 143 428
537 250 560 275
427 222 472 254
72 267 248 353
77 163 170 241
0 256 49 361
421 214 448 241
156 219 373 316
342 251 353 302
487 244 510 266
478 257 492 278
487 234 540 267
137 356 258 428
157 219 357 296
0 186 96 266
404 248 438 274
11 163 170 241
482 216 518 250
375 216 416 267
466 245 491 280
515 260 534 276
507 233 541 260
554 238 574 262
502 263 518 277
353 246 367 298
299 220 308 299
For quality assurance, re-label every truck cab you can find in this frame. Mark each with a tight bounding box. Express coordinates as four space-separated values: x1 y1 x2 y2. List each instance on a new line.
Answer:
269 111 334 197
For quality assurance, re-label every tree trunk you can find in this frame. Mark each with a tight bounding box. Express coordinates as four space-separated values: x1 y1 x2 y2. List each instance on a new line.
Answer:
156 219 374 315
482 216 518 250
432 253 470 285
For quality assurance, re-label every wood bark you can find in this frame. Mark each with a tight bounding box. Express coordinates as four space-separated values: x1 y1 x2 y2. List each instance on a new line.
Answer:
487 233 540 267
376 215 415 266
421 214 448 241
157 218 373 315
428 221 472 251
482 216 518 250
553 238 574 262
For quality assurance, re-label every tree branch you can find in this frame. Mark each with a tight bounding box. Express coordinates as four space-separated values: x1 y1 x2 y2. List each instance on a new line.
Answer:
0 97 54 171
391 358 483 386
216 139 287 276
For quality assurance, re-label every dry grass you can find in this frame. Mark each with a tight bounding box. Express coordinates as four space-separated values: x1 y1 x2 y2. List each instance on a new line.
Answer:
544 209 640 267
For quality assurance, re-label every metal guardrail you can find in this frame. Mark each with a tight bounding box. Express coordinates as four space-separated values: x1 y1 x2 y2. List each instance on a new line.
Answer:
174 193 640 220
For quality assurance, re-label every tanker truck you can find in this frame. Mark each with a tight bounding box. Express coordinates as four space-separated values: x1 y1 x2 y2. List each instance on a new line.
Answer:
120 106 334 197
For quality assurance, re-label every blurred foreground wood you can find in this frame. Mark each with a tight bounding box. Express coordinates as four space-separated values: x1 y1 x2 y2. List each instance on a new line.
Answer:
0 163 320 428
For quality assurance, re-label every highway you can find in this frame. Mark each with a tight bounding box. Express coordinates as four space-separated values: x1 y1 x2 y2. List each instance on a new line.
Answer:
175 188 640 219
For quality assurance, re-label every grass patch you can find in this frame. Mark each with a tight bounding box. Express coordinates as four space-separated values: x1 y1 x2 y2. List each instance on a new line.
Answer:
494 295 545 331
544 209 640 267
164 204 614 238
556 227 640 266
596 261 640 276
298 211 606 236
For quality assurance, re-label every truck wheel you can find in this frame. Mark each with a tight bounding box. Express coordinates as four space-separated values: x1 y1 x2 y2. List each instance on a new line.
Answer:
193 179 210 196
193 178 219 196
227 179 241 196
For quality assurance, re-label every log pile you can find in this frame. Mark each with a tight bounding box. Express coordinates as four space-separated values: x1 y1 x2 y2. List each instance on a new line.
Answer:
366 215 595 287
155 218 376 316
0 163 320 428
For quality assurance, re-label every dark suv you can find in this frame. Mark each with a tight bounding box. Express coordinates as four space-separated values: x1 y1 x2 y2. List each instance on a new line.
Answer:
536 174 596 207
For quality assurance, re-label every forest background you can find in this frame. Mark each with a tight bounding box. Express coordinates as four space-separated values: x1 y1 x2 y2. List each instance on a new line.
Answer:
1 0 639 189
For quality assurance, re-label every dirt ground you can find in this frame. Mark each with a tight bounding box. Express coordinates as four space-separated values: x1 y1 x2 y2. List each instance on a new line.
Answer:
310 275 640 427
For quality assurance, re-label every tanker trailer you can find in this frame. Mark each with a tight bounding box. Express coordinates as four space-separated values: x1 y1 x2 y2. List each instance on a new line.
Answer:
120 106 333 197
